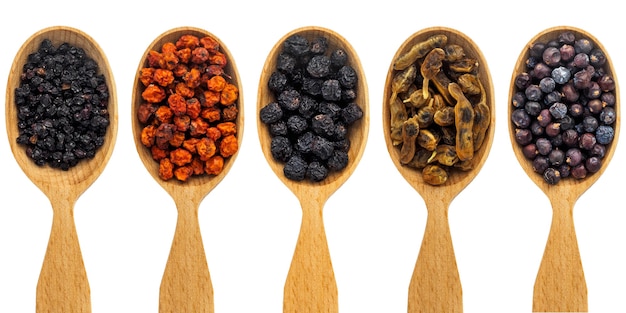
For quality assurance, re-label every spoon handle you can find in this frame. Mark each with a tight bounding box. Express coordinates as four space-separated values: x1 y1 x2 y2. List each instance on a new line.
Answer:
37 205 90 313
408 204 462 313
284 202 337 313
533 201 587 312
160 207 213 313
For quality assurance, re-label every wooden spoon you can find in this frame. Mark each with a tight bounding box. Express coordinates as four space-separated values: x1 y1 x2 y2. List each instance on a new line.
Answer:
383 26 495 313
509 26 620 312
5 26 118 313
131 27 244 313
257 26 369 313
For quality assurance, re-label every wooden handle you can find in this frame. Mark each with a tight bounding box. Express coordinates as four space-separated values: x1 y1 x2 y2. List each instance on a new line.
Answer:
37 204 90 313
533 199 587 312
160 206 213 313
284 198 337 313
408 203 462 313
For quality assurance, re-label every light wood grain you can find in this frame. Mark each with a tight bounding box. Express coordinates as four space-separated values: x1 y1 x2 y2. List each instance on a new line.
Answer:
131 27 244 313
383 27 495 313
509 26 620 312
257 26 369 313
5 26 118 313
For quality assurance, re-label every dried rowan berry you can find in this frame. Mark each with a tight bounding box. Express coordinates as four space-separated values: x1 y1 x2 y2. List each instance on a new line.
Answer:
137 34 239 181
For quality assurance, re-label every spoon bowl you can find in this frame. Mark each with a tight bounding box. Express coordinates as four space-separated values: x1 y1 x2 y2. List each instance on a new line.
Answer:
5 26 118 312
509 26 619 312
383 26 495 313
257 26 369 312
131 26 243 313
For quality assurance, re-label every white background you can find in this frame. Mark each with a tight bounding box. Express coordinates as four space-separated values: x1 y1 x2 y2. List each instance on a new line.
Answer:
1 1 625 312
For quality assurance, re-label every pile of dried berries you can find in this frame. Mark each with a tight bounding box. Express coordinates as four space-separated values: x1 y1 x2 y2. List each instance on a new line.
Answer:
511 31 617 185
388 34 490 185
137 34 239 182
260 34 363 182
14 39 111 170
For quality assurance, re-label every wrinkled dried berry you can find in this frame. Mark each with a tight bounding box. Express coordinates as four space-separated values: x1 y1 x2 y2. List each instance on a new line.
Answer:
284 154 307 181
595 125 614 145
14 39 110 170
260 102 283 124
261 34 363 182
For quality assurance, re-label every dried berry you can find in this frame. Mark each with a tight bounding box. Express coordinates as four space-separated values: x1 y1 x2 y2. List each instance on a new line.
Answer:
15 39 110 170
136 34 239 181
511 31 617 184
260 34 363 182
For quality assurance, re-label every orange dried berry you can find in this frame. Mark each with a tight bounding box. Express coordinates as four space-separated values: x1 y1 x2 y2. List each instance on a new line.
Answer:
219 134 238 158
190 117 209 137
209 51 227 66
176 48 191 64
173 64 189 78
201 107 221 123
205 155 224 175
196 137 217 161
169 131 186 147
151 145 167 161
190 157 205 175
137 102 157 124
206 127 221 142
142 84 166 103
139 68 155 86
173 115 191 132
159 158 174 180
200 36 220 52
161 42 177 53
168 93 187 116
147 50 162 67
170 148 193 166
176 34 200 50
207 75 227 92
160 51 179 70
155 105 173 123
183 138 200 154
183 67 202 88
141 124 157 147
154 69 175 87
174 165 194 182
191 47 210 64
222 104 238 122
174 82 194 98
220 83 238 105
202 90 220 107
216 122 237 136
186 98 201 119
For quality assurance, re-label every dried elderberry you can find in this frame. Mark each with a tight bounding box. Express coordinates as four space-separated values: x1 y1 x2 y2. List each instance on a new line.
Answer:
14 39 110 170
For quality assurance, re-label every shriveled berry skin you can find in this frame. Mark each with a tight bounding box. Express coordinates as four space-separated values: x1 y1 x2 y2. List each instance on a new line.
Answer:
261 34 364 182
511 30 617 185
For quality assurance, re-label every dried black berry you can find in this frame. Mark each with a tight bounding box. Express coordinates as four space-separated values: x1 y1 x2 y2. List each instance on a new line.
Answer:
261 35 363 182
543 167 561 185
307 55 331 78
283 154 307 181
270 136 293 162
14 39 110 170
306 161 328 182
283 35 310 57
260 102 283 124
